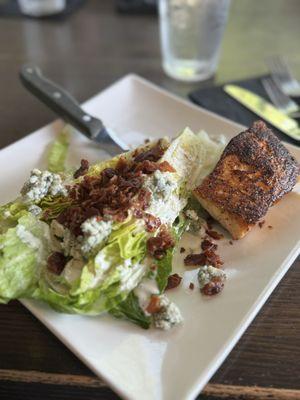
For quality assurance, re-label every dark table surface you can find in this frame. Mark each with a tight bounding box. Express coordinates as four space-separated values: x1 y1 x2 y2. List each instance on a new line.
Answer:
0 1 299 399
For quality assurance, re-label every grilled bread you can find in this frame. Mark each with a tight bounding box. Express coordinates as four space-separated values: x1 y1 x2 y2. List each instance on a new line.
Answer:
193 121 299 239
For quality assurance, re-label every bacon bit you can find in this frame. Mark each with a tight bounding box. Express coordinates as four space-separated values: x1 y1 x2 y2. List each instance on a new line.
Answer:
146 295 161 314
229 240 233 245
258 220 265 228
57 142 169 236
165 273 182 290
201 238 217 252
189 282 195 290
158 161 176 173
204 249 223 268
184 253 207 266
268 225 273 229
47 252 68 275
73 159 89 179
180 247 186 253
184 250 223 268
134 160 159 175
134 140 165 163
144 213 161 232
147 227 175 259
144 139 150 144
201 277 224 296
206 230 224 240
150 264 157 271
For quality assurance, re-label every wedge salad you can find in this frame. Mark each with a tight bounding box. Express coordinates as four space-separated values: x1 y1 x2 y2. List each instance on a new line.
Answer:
0 128 224 330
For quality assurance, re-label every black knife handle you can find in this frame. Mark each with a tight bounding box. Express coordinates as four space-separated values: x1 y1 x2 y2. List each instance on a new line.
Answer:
19 64 104 140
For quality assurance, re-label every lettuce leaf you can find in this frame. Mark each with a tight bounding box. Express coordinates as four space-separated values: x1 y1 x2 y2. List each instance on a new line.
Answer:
0 213 50 303
47 131 70 173
0 201 28 234
109 292 151 329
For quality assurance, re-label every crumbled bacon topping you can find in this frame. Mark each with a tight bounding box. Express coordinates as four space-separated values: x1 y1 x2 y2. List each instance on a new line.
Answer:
146 295 161 314
74 159 89 179
184 237 223 268
47 252 68 275
56 142 170 236
134 140 166 163
184 253 207 266
147 227 175 259
189 282 194 290
158 161 176 173
165 273 182 290
205 229 224 240
201 238 217 252
143 213 161 232
201 277 225 296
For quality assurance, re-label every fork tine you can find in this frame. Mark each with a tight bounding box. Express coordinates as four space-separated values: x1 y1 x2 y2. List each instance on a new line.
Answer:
275 56 294 81
262 77 283 109
267 55 300 96
262 76 300 116
267 56 287 85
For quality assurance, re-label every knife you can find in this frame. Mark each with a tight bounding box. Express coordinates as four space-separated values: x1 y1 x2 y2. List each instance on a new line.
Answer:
19 64 127 155
224 84 300 141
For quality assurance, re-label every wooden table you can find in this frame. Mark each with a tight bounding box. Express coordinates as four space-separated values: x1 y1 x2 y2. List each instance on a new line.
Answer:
0 1 299 399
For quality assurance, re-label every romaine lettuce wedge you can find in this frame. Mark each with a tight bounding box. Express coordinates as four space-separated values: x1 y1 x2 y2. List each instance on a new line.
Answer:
0 127 225 330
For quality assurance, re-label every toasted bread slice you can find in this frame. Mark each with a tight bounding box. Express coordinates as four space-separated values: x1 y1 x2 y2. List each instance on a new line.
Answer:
194 121 299 239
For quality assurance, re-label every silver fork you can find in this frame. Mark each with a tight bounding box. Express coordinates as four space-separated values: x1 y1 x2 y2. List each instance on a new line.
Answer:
261 76 300 119
266 55 300 97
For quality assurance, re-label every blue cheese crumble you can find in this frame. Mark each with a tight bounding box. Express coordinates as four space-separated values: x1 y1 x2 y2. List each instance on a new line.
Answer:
153 295 183 330
50 220 82 259
144 170 186 225
28 204 42 216
21 169 67 202
197 265 227 289
146 170 177 200
81 217 112 254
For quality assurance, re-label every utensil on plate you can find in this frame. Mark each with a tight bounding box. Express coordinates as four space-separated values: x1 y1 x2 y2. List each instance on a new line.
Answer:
261 76 300 119
266 55 300 97
19 64 126 156
224 84 300 141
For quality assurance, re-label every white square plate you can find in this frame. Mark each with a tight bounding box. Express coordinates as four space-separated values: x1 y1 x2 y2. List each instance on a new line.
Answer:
1 75 299 400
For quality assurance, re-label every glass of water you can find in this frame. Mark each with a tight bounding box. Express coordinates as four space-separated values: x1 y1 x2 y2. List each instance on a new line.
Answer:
159 0 231 82
18 0 66 17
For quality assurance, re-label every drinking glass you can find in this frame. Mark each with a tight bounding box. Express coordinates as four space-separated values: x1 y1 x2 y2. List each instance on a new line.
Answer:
159 0 231 82
18 0 66 17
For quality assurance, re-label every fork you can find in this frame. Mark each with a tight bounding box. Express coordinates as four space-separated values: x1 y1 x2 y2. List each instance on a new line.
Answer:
266 55 300 97
261 76 300 119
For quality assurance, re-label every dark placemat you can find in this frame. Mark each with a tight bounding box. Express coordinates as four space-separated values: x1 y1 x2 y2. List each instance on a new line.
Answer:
189 75 300 146
0 0 84 18
116 0 157 14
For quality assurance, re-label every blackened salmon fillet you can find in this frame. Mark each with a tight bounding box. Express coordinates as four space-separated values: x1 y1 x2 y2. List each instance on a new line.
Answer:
193 121 299 239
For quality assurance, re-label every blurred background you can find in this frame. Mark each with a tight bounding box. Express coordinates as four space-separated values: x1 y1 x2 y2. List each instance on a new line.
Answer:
0 0 299 146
